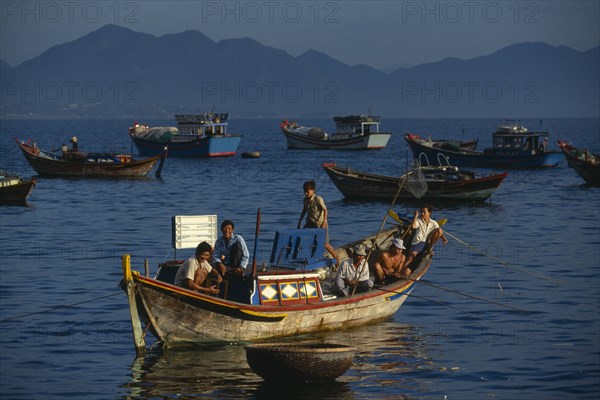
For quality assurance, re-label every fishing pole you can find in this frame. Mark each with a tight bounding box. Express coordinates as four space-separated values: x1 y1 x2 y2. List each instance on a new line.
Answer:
443 230 564 284
350 171 412 295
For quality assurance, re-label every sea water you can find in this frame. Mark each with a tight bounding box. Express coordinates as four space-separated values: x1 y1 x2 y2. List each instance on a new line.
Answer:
1 118 599 399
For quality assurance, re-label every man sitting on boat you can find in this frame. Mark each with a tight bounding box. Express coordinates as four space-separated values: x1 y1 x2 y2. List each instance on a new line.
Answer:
404 206 448 269
333 244 373 297
213 220 249 277
174 241 222 295
372 238 408 283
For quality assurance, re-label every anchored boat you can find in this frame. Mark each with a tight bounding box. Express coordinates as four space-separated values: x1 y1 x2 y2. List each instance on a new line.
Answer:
323 157 507 202
280 114 391 150
129 112 242 158
557 140 600 186
405 121 562 168
0 171 36 204
15 139 166 178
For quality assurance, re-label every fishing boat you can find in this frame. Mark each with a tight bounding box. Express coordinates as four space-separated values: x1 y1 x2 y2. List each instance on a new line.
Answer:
129 112 241 158
322 159 507 202
0 172 36 203
15 139 166 178
120 213 433 352
280 114 391 150
405 121 563 168
556 140 600 186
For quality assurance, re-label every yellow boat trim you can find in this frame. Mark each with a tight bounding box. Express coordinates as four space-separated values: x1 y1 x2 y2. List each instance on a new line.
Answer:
239 309 288 319
138 276 240 310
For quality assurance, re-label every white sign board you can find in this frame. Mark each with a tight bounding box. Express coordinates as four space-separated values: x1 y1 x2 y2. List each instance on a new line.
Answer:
172 215 218 250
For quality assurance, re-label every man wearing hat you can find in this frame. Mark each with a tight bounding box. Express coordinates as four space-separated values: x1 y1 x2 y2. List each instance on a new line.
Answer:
70 136 79 151
373 238 408 284
333 244 373 297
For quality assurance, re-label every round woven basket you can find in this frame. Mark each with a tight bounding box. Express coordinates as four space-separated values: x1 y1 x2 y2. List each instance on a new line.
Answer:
245 342 356 381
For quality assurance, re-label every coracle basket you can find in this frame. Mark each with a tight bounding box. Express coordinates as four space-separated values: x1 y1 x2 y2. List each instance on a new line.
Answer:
245 342 356 381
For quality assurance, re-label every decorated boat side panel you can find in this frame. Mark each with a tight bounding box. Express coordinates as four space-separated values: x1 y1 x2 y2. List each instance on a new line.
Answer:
256 273 323 305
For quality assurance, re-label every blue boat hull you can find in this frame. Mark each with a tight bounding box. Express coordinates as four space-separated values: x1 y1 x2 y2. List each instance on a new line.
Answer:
406 136 562 168
132 135 241 158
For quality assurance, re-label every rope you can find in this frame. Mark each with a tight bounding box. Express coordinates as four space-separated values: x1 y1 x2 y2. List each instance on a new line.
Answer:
443 230 564 284
375 287 487 320
412 278 530 313
0 291 122 322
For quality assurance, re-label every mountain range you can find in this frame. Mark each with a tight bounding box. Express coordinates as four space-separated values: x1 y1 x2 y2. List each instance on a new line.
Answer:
1 24 598 118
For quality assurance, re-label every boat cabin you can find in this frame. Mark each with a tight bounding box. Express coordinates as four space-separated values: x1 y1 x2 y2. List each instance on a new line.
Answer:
0 174 21 187
487 121 549 155
174 113 230 138
333 115 381 136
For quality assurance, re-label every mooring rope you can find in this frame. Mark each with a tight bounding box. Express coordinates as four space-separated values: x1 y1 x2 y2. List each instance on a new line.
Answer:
0 291 122 322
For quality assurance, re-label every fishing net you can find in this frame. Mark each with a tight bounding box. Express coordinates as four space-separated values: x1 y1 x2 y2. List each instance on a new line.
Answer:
403 160 428 199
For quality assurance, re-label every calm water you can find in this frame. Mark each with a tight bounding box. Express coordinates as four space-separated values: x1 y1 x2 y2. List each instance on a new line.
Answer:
1 118 599 399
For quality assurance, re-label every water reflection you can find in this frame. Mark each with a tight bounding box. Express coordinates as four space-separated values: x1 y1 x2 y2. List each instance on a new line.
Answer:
123 321 433 399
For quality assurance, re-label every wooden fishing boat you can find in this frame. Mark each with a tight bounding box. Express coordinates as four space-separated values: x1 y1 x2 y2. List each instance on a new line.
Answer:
121 215 434 351
405 121 562 168
0 172 36 203
15 139 166 178
323 161 507 202
280 114 391 150
557 140 600 186
129 112 242 158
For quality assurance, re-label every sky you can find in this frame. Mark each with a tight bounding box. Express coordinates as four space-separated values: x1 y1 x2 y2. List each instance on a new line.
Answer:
0 0 599 70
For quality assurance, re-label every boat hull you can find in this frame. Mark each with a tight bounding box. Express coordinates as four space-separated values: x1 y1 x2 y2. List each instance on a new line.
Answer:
406 135 562 168
323 164 506 202
282 127 391 150
132 275 420 344
16 140 163 178
124 225 432 346
0 178 36 203
132 135 241 158
557 140 600 186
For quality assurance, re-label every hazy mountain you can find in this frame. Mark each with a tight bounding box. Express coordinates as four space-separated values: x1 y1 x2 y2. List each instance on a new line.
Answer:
1 25 597 118
0 59 11 71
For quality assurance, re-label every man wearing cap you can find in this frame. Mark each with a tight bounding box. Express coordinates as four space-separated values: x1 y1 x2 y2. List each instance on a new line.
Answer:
333 244 373 297
213 219 249 278
373 238 408 283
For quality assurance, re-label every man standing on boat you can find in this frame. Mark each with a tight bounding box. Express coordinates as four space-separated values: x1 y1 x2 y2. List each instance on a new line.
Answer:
297 180 341 267
213 219 249 278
